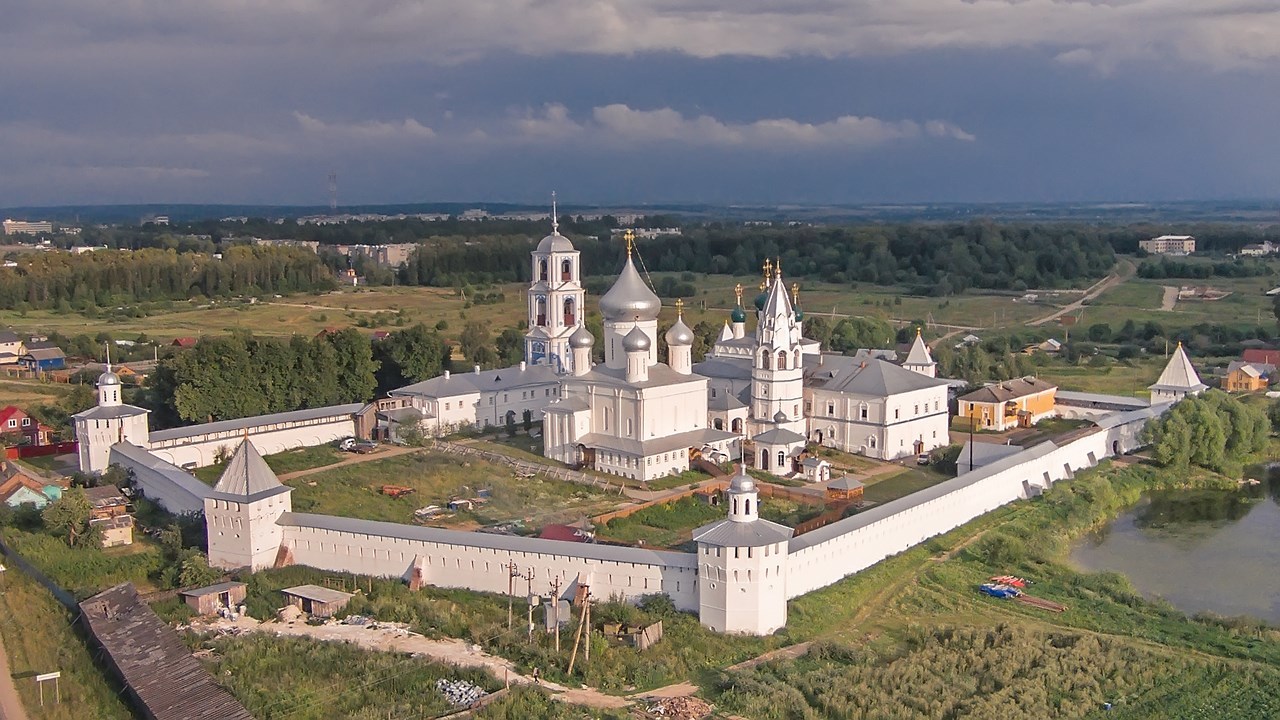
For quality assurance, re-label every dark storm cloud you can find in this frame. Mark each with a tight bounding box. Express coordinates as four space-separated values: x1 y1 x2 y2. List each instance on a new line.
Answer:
1 1 1278 205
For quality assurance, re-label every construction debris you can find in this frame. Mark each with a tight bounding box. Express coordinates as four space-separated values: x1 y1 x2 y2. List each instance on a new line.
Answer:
435 677 487 708
646 696 713 719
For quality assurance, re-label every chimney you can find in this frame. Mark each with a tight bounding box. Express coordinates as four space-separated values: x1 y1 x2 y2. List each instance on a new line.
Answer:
474 365 481 375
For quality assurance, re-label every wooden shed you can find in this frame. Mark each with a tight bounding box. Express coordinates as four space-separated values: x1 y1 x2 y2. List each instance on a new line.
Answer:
826 476 865 503
180 581 247 616
281 584 354 618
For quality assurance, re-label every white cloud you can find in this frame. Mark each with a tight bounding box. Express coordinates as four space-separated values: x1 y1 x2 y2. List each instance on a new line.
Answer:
6 0 1280 71
293 112 436 141
513 104 975 148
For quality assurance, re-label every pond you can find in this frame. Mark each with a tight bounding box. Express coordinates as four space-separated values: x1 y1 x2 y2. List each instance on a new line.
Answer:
1069 466 1280 624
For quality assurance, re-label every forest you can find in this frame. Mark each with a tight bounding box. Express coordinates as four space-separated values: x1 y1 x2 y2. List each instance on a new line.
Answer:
0 245 332 311
145 325 449 427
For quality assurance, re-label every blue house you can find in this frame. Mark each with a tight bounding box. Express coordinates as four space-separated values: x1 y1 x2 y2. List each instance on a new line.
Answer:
19 347 65 372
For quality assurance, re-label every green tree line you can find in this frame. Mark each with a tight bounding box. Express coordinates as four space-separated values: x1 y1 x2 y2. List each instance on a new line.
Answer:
0 245 333 311
147 325 450 427
1144 391 1271 474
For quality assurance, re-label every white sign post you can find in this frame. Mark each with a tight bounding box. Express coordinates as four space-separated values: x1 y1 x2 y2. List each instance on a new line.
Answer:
35 671 60 706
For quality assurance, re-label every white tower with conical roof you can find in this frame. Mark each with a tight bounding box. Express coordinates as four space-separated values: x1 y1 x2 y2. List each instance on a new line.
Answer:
204 438 293 571
1149 342 1208 404
693 466 793 634
748 261 808 475
525 192 586 373
72 358 151 474
903 328 937 378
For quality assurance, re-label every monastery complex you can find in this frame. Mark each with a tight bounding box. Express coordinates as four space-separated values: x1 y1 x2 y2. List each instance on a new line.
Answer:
73 221 1211 634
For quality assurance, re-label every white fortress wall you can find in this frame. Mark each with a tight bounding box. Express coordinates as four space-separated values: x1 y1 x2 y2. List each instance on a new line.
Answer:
110 442 213 516
784 409 1158 599
278 513 701 611
147 404 362 468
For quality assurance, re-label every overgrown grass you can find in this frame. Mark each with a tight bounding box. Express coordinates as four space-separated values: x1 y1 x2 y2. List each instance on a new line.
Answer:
596 496 724 548
195 444 346 484
0 567 134 720
200 634 501 720
285 450 623 528
1 527 166 599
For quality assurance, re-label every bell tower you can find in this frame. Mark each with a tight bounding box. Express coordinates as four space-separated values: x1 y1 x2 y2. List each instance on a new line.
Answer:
526 192 586 373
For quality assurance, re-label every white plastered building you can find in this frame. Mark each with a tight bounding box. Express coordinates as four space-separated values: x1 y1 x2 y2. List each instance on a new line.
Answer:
1148 343 1208 403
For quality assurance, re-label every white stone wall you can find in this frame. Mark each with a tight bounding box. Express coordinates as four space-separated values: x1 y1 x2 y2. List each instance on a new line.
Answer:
148 416 356 469
77 413 150 473
281 524 701 612
206 492 292 571
696 541 788 635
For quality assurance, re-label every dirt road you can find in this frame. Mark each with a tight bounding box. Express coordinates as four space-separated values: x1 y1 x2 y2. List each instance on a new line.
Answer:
1159 285 1178 311
1028 260 1133 327
0 634 31 720
276 445 424 481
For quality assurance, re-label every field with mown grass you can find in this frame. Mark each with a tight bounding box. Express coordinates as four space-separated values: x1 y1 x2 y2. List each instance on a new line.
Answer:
284 450 625 528
859 465 952 505
194 444 346 484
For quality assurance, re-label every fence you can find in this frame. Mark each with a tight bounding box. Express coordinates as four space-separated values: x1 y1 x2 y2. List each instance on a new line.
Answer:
0 536 78 610
13 441 78 459
591 480 732 526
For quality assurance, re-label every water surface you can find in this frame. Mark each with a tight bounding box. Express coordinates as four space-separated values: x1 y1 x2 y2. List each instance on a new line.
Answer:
1069 470 1280 624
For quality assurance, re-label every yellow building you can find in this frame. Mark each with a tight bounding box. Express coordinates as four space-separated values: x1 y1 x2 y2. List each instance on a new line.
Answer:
1224 362 1271 393
958 377 1058 432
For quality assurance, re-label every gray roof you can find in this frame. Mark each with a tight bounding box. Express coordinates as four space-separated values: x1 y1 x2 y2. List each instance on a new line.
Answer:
752 427 806 445
575 427 738 457
599 254 661 322
277 512 697 568
959 377 1057 404
74 403 149 421
148 403 363 443
0 331 19 344
543 397 591 414
211 439 290 502
281 584 354 605
801 457 828 468
569 362 706 391
536 231 575 253
108 442 213 503
792 441 1063 552
806 356 949 397
1055 390 1150 409
903 332 934 366
1227 360 1276 377
180 581 246 598
392 365 559 400
23 347 65 361
1150 344 1207 392
828 475 864 491
708 392 747 411
692 518 794 547
957 441 1023 471
1093 401 1172 429
693 357 752 382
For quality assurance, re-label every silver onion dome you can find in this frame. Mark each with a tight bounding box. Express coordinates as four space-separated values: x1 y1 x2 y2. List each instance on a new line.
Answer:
622 324 652 353
599 256 661 322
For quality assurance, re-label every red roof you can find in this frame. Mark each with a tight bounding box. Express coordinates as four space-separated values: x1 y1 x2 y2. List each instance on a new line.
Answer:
0 406 25 425
172 337 198 347
538 524 589 543
1243 349 1280 365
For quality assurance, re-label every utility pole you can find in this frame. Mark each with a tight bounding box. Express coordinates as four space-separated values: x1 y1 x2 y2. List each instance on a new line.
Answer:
566 586 591 676
526 573 535 645
506 560 518 631
550 575 562 653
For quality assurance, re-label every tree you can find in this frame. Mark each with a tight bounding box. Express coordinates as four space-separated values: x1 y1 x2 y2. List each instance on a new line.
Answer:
459 321 491 364
496 329 525 367
42 487 100 547
522 409 533 433
505 412 517 438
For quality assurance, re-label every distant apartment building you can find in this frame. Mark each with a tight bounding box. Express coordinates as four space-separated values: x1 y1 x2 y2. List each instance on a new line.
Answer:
1239 241 1276 257
348 243 416 267
2 219 53 235
1139 235 1195 255
610 227 682 240
253 238 320 253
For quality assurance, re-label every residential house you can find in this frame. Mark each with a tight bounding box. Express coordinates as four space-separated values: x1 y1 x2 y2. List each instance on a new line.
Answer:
1240 242 1276 257
172 337 198 348
958 377 1058 432
0 331 23 364
1242 348 1280 366
1139 235 1196 255
0 405 51 446
0 463 58 509
1224 361 1274 393
20 347 66 372
84 485 134 547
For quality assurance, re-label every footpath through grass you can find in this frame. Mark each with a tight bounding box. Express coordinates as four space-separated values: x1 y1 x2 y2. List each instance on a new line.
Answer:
195 445 345 484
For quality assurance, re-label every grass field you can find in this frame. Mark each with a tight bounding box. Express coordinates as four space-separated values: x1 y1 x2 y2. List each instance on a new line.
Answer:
0 568 134 720
194 445 345 484
285 450 625 528
860 465 952 505
1034 357 1168 397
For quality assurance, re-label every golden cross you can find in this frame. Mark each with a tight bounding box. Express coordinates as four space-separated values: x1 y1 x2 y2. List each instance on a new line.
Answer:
775 257 782 280
734 283 743 305
674 298 684 317
791 282 799 303
623 229 635 255
762 258 772 278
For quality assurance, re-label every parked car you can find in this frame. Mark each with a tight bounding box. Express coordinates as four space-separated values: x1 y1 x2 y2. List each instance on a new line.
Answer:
335 437 356 451
351 441 378 454
917 453 930 466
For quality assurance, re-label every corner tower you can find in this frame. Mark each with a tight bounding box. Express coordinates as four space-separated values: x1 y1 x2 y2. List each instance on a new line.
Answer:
204 438 293 571
1149 342 1208 404
693 468 793 634
903 328 937 378
72 363 150 474
525 193 586 373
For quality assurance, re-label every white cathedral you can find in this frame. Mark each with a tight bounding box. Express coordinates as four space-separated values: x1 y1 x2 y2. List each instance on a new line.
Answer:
391 220 953 481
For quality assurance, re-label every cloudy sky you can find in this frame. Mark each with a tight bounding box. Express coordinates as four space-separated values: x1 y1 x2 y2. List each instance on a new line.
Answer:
4 1 1280 206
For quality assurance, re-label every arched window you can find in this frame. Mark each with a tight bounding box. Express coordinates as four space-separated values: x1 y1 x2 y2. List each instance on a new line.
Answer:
869 435 877 449
777 350 788 370
561 258 572 280
777 450 786 468
760 351 771 370
535 296 547 326
760 449 770 470
625 418 633 437
744 499 751 515
538 259 548 282
714 418 724 430
731 418 743 433
733 497 739 514
563 297 576 326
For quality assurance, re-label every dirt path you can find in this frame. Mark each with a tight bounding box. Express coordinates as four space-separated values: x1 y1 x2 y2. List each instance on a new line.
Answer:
1159 285 1178 311
276 445 424 481
0 634 31 720
191 617 629 710
1028 260 1133 327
